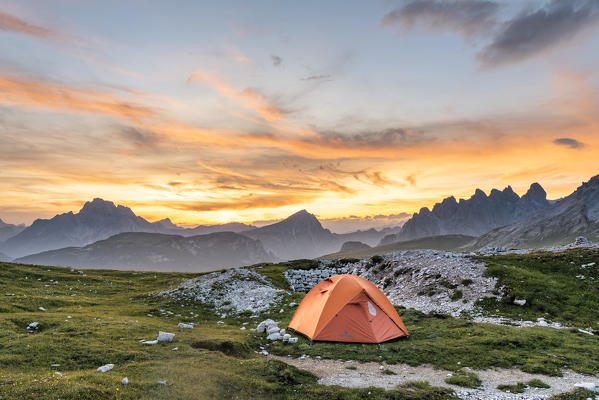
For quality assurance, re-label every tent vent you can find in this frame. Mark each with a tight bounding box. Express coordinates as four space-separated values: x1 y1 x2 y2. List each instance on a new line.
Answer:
367 301 377 316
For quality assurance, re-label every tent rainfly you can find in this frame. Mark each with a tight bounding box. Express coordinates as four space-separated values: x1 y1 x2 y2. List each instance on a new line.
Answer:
288 274 408 343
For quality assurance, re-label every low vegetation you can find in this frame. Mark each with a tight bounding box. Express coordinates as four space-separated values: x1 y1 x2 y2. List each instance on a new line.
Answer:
444 370 481 388
477 249 599 327
264 307 599 376
497 382 527 393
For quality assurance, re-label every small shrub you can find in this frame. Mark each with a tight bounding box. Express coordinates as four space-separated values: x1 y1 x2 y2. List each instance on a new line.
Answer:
444 370 481 388
450 289 463 301
345 365 357 370
440 280 458 289
528 379 550 388
370 255 383 264
461 278 473 286
497 382 527 393
382 369 396 375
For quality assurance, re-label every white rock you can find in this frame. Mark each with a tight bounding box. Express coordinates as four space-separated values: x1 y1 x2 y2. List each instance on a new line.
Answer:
177 323 194 329
157 331 175 342
121 377 128 385
97 364 114 373
171 347 179 351
513 299 527 306
282 334 291 342
279 329 286 335
266 326 280 334
240 327 246 330
279 309 284 313
289 302 297 307
379 365 385 370
27 322 39 330
157 380 167 385
288 337 298 343
574 382 597 392
267 332 281 341
54 372 62 376
142 340 159 345
578 329 594 335
38 307 47 311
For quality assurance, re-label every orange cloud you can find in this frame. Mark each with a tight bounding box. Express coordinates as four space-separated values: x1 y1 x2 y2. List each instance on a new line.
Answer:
0 73 156 120
0 11 55 39
188 70 284 122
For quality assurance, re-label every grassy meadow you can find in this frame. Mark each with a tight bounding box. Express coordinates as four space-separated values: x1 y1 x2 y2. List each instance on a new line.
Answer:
0 248 598 399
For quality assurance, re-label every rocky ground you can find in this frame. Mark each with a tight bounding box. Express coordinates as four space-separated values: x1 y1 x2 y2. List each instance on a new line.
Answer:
158 268 284 315
273 355 598 400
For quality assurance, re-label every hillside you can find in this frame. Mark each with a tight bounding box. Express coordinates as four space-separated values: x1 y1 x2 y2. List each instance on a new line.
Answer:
321 234 477 260
1 249 598 399
0 217 26 242
15 232 276 272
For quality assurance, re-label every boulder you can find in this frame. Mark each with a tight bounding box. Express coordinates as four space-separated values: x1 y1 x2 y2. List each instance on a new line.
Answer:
573 382 597 392
267 332 280 341
157 331 175 342
97 364 114 373
266 326 280 335
177 323 194 329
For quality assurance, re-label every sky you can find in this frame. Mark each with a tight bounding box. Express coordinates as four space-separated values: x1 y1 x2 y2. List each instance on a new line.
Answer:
1 0 598 230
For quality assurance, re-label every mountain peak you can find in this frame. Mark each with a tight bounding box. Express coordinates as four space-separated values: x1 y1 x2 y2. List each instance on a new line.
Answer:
523 182 546 201
472 188 487 199
80 198 116 213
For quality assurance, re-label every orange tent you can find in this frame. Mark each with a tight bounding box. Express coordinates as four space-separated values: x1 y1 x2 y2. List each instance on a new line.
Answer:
288 274 408 343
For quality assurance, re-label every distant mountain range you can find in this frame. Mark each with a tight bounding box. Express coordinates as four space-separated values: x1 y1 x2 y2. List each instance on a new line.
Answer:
380 183 551 245
0 198 254 258
15 231 275 272
0 218 26 242
474 175 599 248
0 200 393 268
3 174 598 272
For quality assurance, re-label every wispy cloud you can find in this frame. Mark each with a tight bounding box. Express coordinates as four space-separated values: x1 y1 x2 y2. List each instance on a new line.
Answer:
381 0 500 36
0 11 56 39
300 74 332 82
477 0 599 67
0 10 81 45
553 137 585 149
187 70 285 122
0 73 156 120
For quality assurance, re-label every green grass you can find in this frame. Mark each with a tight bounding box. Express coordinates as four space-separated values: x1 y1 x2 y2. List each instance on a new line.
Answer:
477 249 599 327
444 370 481 388
0 261 454 400
264 308 599 376
2 249 599 399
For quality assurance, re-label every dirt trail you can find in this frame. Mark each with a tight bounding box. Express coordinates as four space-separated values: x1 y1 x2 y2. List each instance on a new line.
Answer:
271 355 598 400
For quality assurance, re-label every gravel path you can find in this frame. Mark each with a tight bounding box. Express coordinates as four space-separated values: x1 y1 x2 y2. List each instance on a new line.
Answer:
272 355 598 400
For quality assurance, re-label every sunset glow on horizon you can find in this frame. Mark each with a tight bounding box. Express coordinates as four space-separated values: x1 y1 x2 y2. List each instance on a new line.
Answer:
1 1 598 228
